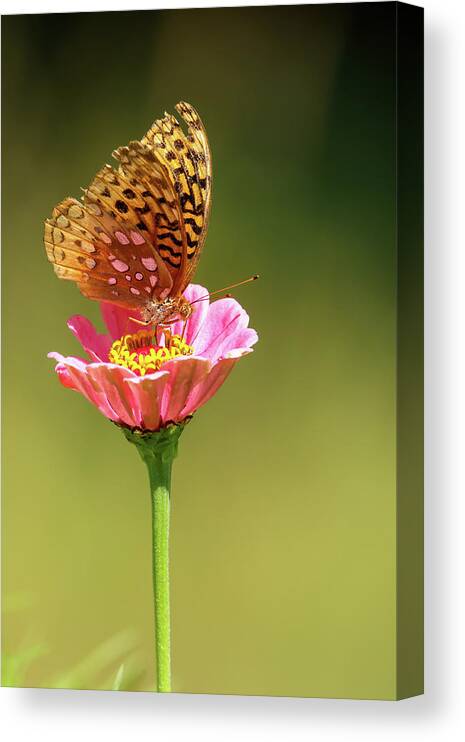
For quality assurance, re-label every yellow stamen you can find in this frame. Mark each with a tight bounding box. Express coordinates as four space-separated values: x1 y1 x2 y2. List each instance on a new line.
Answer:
109 330 193 376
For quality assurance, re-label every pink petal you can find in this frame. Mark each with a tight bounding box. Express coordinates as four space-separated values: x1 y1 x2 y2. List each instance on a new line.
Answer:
85 364 140 428
192 298 253 362
124 371 170 431
49 352 89 366
158 356 212 423
181 349 253 417
167 284 210 344
182 284 210 344
48 354 119 422
224 327 258 353
67 315 112 362
100 302 144 341
54 362 77 390
183 283 209 306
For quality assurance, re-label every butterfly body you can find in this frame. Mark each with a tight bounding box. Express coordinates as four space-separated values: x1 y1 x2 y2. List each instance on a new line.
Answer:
140 295 193 326
44 102 211 327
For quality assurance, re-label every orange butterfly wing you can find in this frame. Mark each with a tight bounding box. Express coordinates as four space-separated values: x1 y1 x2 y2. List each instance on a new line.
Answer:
44 102 212 308
140 101 212 292
44 197 173 310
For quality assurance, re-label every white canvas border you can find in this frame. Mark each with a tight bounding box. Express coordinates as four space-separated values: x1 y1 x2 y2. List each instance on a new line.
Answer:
1 1 464 740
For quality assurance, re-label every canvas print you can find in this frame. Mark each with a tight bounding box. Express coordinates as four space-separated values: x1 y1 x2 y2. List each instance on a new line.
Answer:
1 2 424 699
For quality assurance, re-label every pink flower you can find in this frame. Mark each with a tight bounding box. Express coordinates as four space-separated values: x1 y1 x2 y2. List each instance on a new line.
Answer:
49 284 258 431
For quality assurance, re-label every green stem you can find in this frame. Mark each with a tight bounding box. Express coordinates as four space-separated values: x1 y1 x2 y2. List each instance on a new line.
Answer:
121 423 187 693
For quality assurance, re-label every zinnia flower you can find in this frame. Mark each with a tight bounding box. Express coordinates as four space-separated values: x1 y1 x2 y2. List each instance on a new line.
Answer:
49 284 258 431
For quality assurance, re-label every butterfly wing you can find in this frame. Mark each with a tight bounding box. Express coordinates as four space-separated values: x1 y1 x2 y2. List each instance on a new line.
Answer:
139 101 212 291
44 101 212 306
44 197 173 310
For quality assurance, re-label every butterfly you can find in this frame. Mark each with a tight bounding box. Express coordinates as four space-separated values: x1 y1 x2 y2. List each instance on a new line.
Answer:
44 101 212 326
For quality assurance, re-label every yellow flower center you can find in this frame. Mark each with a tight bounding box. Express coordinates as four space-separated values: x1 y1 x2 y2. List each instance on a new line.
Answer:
109 329 193 376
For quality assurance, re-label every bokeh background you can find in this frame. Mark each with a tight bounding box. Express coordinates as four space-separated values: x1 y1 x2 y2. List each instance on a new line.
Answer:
2 4 399 698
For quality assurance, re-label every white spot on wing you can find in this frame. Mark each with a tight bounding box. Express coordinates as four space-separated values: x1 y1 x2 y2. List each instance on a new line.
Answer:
111 259 129 273
115 231 130 245
141 257 157 272
69 204 84 219
130 231 145 245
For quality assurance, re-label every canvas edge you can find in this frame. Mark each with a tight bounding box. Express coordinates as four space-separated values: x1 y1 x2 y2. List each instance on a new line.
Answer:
395 0 425 701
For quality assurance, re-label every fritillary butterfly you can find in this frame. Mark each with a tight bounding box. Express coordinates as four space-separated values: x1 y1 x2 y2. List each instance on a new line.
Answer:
44 102 212 325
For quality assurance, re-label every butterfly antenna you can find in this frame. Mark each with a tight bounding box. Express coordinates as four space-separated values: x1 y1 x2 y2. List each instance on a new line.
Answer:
190 275 259 305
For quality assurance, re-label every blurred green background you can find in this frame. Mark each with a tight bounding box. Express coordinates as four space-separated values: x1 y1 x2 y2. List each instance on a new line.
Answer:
2 4 398 698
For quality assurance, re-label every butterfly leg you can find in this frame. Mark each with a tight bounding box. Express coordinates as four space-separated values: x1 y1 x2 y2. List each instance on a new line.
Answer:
160 325 173 347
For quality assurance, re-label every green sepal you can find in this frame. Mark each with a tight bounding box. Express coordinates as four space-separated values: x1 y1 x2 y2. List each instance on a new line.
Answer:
120 420 189 469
